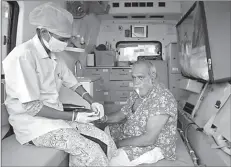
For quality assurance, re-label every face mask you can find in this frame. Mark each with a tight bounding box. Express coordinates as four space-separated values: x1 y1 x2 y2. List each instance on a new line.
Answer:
43 33 68 52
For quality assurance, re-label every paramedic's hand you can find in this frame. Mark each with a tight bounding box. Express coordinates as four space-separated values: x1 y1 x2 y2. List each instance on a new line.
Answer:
91 102 104 119
75 112 99 124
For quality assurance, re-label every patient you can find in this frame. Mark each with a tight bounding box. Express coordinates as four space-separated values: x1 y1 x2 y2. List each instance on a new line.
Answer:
100 60 178 166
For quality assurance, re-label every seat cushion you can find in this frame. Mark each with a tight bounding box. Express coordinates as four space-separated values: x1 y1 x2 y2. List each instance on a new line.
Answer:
1 125 10 139
2 135 68 167
139 132 194 166
1 104 10 139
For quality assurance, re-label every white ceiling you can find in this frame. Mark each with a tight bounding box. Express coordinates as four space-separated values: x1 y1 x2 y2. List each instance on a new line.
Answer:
97 1 196 21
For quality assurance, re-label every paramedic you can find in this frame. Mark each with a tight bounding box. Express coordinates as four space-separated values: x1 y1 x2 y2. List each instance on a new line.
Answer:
2 2 117 166
101 60 178 165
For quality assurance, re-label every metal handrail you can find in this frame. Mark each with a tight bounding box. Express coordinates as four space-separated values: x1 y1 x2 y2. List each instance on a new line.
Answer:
177 128 200 167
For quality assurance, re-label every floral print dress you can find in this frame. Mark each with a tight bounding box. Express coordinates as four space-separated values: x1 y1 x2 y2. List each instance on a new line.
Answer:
31 121 118 166
109 82 178 161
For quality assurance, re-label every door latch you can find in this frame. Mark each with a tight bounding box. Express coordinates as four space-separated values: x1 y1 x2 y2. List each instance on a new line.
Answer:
215 100 221 109
3 35 10 45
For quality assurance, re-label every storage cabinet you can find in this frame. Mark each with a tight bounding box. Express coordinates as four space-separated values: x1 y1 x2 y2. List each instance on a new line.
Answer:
84 61 168 113
104 81 133 91
92 79 104 102
103 91 111 101
165 43 181 74
166 43 184 102
59 77 104 109
110 69 132 81
84 68 110 81
84 67 132 113
110 90 131 101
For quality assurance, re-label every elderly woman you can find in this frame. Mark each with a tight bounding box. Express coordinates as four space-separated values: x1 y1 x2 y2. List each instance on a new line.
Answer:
100 60 178 166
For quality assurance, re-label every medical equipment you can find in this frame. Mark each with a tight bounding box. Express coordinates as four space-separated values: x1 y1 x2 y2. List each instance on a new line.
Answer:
176 1 231 82
94 50 116 67
87 53 95 66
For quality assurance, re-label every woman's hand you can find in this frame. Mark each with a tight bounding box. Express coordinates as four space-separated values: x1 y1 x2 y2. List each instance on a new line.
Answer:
75 112 99 123
91 102 104 119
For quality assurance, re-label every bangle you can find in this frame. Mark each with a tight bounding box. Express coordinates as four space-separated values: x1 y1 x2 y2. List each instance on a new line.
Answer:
72 111 75 121
81 92 89 98
105 115 108 123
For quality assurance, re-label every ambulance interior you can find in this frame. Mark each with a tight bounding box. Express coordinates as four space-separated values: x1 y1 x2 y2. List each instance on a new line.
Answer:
1 1 230 166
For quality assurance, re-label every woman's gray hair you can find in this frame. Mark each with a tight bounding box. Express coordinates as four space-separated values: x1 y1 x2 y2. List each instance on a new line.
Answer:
133 60 158 84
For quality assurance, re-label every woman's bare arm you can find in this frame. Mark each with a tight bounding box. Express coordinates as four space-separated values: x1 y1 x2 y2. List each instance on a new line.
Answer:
74 85 94 105
116 114 169 148
106 111 126 124
23 100 73 121
36 105 73 120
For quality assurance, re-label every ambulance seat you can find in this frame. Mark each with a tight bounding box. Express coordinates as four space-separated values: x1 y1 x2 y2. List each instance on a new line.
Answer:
1 104 69 167
139 132 194 166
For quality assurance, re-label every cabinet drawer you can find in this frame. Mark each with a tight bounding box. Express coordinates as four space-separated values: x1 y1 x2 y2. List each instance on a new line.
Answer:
103 91 111 101
93 90 104 102
84 68 110 81
92 79 104 102
103 81 111 91
104 81 133 90
110 69 132 81
110 90 132 101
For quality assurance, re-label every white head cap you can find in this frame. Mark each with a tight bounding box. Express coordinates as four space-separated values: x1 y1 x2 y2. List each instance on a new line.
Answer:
29 2 73 38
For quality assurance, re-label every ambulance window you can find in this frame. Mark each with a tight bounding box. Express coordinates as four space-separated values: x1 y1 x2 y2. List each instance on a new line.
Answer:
116 41 162 62
1 1 19 74
1 1 19 60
